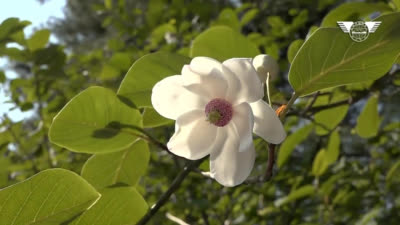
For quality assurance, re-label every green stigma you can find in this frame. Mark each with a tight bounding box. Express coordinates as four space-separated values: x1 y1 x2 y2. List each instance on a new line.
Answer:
207 110 222 124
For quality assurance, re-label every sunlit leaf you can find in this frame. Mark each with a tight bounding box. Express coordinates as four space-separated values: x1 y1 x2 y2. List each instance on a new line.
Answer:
325 130 340 165
321 2 392 27
314 94 349 135
287 39 304 64
312 149 329 176
356 95 380 138
70 187 147 225
81 140 150 189
213 8 240 31
27 29 51 51
0 169 100 225
118 52 190 108
190 26 259 61
49 86 142 154
240 9 259 27
142 107 173 128
289 13 400 96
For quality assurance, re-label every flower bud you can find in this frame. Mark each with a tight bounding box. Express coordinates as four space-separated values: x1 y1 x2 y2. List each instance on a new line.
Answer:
252 54 279 83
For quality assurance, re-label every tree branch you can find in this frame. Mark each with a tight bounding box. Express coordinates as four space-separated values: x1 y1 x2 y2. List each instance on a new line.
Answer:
137 157 207 225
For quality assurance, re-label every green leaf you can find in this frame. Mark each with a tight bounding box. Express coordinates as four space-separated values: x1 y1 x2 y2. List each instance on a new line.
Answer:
386 160 400 184
143 107 173 128
190 26 260 61
355 207 382 225
99 63 119 80
49 86 142 154
315 105 348 135
0 71 5 83
0 168 100 225
287 39 304 64
289 13 400 97
118 52 190 108
356 95 380 138
213 8 240 31
277 124 314 168
0 18 31 41
274 185 315 207
313 93 349 135
240 9 259 27
325 130 340 165
312 149 329 176
70 187 148 225
81 140 150 189
27 29 51 51
321 2 392 27
104 0 112 9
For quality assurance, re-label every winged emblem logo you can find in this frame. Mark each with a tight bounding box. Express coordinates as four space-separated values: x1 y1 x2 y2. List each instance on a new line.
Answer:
337 21 381 42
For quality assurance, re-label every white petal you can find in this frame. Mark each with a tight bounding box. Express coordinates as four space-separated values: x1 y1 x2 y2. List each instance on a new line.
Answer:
222 58 264 104
167 110 217 160
232 102 254 152
210 124 255 187
181 65 227 100
250 100 286 144
189 57 225 76
151 75 207 120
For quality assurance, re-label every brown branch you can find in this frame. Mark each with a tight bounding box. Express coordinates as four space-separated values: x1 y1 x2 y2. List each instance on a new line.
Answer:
136 157 207 225
263 144 276 181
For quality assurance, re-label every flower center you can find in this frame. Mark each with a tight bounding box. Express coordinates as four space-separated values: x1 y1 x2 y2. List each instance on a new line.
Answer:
205 98 233 127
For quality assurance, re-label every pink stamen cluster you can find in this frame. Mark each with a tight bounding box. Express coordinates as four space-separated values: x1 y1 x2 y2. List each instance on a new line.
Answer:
205 98 233 127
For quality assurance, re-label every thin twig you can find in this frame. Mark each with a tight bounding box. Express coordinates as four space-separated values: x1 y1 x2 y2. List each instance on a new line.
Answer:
136 157 207 225
301 91 319 115
263 144 276 181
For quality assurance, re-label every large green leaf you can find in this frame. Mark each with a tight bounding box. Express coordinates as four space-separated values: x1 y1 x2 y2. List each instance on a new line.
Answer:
118 52 190 108
0 169 100 225
142 107 173 128
289 13 400 97
356 95 380 138
70 187 148 225
277 124 314 168
274 185 315 207
81 140 150 189
190 26 260 61
49 86 142 154
27 29 51 52
321 2 392 27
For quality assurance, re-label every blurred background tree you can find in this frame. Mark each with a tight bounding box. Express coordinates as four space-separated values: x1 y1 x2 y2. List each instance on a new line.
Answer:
1 0 400 224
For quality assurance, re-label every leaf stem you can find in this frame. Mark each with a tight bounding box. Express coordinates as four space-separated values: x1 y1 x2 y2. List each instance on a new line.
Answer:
279 92 299 120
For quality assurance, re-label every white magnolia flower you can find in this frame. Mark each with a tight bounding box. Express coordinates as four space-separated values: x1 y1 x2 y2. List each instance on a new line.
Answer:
151 56 286 187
